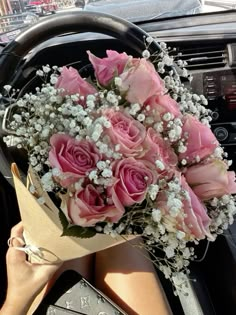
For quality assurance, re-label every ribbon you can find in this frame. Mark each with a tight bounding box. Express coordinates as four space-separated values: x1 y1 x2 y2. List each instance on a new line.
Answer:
7 236 45 262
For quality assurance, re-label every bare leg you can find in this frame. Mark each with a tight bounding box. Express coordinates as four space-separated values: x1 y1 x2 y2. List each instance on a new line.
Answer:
95 238 172 315
27 254 95 315
53 253 95 283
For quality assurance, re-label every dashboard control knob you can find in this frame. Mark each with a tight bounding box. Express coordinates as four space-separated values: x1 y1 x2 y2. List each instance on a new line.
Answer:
214 127 228 142
211 111 219 121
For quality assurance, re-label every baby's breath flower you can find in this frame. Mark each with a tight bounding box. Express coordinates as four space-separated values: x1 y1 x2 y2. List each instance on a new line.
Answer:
86 100 95 109
155 160 165 171
103 120 111 128
143 115 152 124
114 77 122 87
13 114 22 123
42 65 51 73
161 266 172 279
153 122 163 133
163 55 173 66
35 124 42 132
142 49 150 59
146 36 154 44
95 225 103 232
178 144 187 153
30 156 38 166
4 85 11 92
148 184 159 201
89 170 98 182
50 76 58 85
41 172 54 191
101 168 112 178
137 113 145 122
115 144 120 151
165 246 175 258
106 91 119 105
152 208 162 223
176 231 186 240
36 70 44 76
214 146 224 159
129 103 141 116
91 123 103 142
97 161 106 170
52 168 61 177
16 99 25 107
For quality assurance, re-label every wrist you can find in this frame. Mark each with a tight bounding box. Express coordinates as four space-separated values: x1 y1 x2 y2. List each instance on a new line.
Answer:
1 295 35 315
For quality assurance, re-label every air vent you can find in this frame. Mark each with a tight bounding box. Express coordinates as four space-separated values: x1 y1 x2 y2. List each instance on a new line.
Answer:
171 44 227 70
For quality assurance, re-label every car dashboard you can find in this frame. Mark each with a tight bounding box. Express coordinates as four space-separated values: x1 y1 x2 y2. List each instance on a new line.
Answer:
1 9 236 315
149 12 236 157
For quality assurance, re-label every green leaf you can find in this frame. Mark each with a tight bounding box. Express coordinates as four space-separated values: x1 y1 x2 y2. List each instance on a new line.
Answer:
58 210 69 230
61 225 96 239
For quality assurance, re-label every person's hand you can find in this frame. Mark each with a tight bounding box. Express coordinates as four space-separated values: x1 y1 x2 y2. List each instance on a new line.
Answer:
0 222 62 315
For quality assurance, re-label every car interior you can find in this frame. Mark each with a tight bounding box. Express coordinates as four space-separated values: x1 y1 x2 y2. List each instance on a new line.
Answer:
1 5 236 315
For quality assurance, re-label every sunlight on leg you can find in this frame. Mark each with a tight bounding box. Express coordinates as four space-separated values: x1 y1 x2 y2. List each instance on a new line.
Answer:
95 239 173 315
27 254 94 315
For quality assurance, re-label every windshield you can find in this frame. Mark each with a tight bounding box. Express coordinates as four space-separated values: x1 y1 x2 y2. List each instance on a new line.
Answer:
83 0 202 22
82 0 235 22
0 0 235 44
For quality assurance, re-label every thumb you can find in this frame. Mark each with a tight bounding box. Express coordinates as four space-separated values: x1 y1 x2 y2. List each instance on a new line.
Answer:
7 237 27 264
33 262 63 283
7 222 27 264
40 262 63 275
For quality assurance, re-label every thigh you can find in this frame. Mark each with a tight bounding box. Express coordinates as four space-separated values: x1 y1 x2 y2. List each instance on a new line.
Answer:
27 254 95 315
55 253 95 282
95 239 172 315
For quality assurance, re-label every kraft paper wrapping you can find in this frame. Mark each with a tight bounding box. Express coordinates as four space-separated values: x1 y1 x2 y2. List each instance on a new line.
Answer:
11 163 134 263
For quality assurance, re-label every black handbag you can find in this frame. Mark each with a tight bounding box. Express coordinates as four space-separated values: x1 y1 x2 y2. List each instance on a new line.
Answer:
33 270 127 315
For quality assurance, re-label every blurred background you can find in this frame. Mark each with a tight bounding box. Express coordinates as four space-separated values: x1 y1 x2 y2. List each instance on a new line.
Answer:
0 0 76 42
0 0 235 44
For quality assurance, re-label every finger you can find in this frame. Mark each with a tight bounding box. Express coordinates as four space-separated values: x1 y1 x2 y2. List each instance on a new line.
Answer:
44 264 63 282
7 222 26 263
9 222 25 248
33 262 63 282
43 263 63 275
35 261 63 272
6 246 27 264
10 222 24 238
8 236 25 248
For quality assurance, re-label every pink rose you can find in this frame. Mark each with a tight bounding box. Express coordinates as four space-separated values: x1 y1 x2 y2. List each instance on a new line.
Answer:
104 109 146 157
49 134 101 187
119 58 164 105
111 157 157 207
185 159 236 200
181 176 212 239
143 128 178 177
55 66 97 97
144 94 181 123
87 50 129 86
179 114 219 163
68 184 123 227
156 176 212 240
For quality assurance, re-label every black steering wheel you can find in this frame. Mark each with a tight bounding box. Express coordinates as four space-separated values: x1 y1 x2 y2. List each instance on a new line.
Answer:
0 11 161 186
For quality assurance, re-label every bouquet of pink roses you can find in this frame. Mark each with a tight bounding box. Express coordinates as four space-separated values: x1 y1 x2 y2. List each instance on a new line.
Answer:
3 43 236 287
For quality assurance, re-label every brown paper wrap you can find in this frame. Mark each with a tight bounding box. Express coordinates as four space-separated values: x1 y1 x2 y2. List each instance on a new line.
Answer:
11 163 134 263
